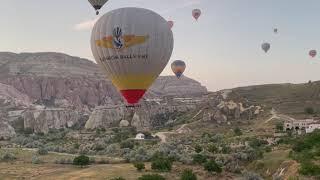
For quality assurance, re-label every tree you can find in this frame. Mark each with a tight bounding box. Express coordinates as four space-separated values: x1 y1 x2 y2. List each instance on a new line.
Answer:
181 169 197 180
73 155 90 168
305 107 315 114
134 162 145 171
192 154 207 165
234 127 242 136
151 156 172 172
138 174 165 180
204 160 222 173
37 147 48 155
194 144 202 153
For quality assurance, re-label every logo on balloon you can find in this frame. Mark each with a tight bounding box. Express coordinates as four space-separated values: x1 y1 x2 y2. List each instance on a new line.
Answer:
96 27 149 50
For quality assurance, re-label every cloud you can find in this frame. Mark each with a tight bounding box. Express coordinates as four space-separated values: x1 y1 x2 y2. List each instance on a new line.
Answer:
74 18 98 31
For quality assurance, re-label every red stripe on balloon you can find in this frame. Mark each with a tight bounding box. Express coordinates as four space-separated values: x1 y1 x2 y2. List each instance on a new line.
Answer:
120 89 146 104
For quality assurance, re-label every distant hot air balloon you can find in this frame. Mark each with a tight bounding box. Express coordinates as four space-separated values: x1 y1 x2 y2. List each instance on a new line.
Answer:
168 21 174 29
171 60 186 78
261 42 270 53
309 50 317 58
91 8 174 106
192 9 201 20
88 0 109 15
274 28 278 34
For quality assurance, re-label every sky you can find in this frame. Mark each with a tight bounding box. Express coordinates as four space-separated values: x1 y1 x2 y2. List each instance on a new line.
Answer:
1 0 320 91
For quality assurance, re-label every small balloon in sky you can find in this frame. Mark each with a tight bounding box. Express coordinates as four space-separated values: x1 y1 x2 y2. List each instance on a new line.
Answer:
309 50 317 58
171 60 186 78
168 21 174 29
261 42 270 53
88 0 109 15
192 9 201 21
274 28 278 34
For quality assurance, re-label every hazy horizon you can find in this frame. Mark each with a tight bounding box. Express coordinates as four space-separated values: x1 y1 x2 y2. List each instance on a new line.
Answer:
1 0 320 91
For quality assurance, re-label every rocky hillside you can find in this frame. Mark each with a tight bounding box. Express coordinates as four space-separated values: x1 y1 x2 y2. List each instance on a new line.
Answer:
0 52 208 135
0 52 207 109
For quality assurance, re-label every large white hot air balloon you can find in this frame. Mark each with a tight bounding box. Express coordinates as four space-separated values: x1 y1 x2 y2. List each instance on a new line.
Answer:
91 7 174 105
88 0 109 15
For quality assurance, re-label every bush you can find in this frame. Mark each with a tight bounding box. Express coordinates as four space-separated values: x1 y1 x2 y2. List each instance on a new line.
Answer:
1 152 16 162
243 171 263 180
192 154 207 165
305 107 315 114
194 144 202 153
207 144 218 154
73 155 90 167
204 160 222 173
180 169 197 180
151 156 172 172
120 140 135 149
23 127 33 135
32 155 42 164
138 174 165 180
299 161 320 176
134 162 145 171
234 127 242 136
110 177 126 180
38 147 48 155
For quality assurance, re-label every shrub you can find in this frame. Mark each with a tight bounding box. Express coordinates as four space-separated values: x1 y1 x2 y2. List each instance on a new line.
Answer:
37 147 48 155
243 171 263 180
299 161 320 176
207 144 218 153
1 152 16 162
23 127 33 135
110 177 126 180
180 169 197 180
138 174 165 180
204 160 222 173
73 155 90 167
234 127 242 136
265 146 272 152
192 154 207 165
151 156 172 172
134 162 145 171
194 144 202 153
305 107 315 114
120 140 135 149
32 155 42 164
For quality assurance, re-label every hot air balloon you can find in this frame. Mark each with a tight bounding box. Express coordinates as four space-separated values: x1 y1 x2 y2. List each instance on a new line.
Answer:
309 50 317 58
192 9 201 20
168 21 174 29
274 28 278 34
88 0 109 15
261 42 270 53
91 8 174 106
171 60 186 78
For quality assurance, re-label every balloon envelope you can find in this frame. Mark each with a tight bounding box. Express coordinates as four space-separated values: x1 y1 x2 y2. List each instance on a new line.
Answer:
309 50 317 58
168 21 174 29
274 28 278 33
261 43 270 53
88 0 109 15
171 60 186 78
192 9 201 20
91 8 174 105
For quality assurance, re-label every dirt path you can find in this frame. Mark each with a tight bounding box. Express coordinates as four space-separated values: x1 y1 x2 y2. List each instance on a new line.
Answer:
264 108 296 123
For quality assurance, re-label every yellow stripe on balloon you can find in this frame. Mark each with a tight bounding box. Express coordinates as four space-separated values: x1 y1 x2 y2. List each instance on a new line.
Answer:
111 74 157 90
